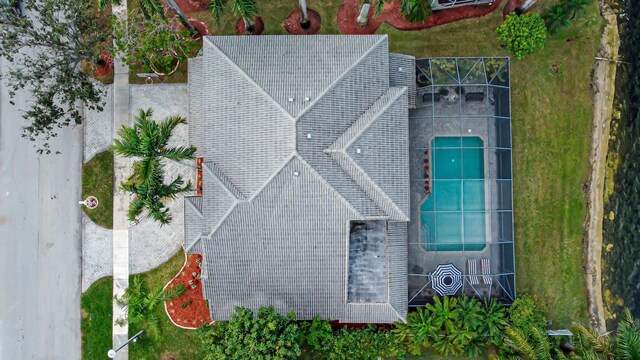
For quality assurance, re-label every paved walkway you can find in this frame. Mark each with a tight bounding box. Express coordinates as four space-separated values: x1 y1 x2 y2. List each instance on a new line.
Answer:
112 1 130 358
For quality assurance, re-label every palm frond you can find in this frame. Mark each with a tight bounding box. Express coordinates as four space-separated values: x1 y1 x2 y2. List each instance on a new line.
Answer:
139 0 165 19
209 0 226 28
229 0 258 19
160 146 197 160
157 177 192 199
374 0 388 17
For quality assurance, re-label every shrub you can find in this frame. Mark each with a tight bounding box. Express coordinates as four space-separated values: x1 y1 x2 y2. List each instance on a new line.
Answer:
496 13 548 59
543 0 593 35
400 0 432 23
198 306 301 360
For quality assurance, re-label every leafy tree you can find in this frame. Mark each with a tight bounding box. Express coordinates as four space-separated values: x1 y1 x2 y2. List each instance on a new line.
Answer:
199 306 301 360
112 10 196 77
374 0 431 23
542 0 592 35
114 275 185 338
113 108 196 225
0 0 110 153
496 13 548 59
209 0 259 33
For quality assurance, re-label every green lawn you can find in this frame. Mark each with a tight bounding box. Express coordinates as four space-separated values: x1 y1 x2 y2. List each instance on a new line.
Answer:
384 4 601 327
82 150 114 229
81 277 113 360
128 250 204 360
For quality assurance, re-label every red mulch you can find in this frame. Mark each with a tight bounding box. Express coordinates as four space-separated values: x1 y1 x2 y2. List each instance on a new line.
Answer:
283 8 322 35
502 0 523 19
337 0 503 35
86 52 113 78
165 253 212 329
236 16 264 35
188 18 209 39
172 0 209 13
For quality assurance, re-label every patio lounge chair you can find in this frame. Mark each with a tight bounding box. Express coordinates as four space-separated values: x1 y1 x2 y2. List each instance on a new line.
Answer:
467 259 480 285
481 258 492 285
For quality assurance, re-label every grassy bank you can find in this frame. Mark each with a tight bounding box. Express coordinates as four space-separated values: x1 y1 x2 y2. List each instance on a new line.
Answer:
128 251 204 360
81 277 113 359
82 150 114 229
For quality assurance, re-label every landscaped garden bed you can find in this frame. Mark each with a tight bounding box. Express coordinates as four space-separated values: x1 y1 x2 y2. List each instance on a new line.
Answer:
164 253 213 329
81 150 114 229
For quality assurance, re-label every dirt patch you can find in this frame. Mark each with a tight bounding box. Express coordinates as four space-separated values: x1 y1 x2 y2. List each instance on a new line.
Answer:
172 0 209 13
81 309 88 319
236 16 264 35
164 253 213 329
584 1 619 335
283 8 322 35
337 0 502 35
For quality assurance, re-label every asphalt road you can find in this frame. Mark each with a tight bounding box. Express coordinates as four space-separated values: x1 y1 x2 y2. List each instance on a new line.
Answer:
0 56 83 358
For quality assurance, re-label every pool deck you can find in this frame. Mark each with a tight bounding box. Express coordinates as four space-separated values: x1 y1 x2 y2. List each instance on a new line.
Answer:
407 81 514 303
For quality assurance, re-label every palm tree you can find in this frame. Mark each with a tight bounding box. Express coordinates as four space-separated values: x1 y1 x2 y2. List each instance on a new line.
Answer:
209 0 258 33
575 308 640 359
394 305 440 355
113 108 196 225
482 298 508 345
115 275 185 337
426 296 459 331
506 326 563 360
374 0 431 24
299 0 310 29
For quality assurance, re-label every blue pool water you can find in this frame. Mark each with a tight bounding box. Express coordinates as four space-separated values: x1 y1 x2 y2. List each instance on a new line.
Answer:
421 137 486 251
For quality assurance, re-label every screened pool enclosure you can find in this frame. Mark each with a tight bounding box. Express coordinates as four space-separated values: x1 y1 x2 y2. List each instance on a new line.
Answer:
408 57 515 306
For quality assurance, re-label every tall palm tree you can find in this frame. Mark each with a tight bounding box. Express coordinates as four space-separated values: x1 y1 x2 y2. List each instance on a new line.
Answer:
113 108 196 225
393 305 440 355
575 308 640 359
209 0 258 33
299 0 310 29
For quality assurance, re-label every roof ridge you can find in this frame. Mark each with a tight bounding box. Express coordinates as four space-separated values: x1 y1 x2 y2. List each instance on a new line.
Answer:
293 35 388 122
327 87 406 152
202 161 246 201
329 151 409 221
184 196 204 218
245 153 297 203
294 155 365 219
203 37 295 121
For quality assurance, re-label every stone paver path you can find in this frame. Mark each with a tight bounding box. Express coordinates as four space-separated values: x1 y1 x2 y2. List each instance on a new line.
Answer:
83 84 113 162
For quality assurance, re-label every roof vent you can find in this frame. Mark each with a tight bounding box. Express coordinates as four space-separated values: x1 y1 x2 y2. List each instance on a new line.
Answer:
307 133 312 139
304 96 311 102
467 128 472 133
398 67 404 72
293 171 299 177
288 97 295 102
356 148 362 154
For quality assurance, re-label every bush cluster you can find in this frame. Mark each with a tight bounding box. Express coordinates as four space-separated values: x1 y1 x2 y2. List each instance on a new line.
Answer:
497 13 548 59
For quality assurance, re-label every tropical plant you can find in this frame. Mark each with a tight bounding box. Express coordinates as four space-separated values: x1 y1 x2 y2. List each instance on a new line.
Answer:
426 295 459 331
209 0 259 33
374 0 431 23
112 10 196 76
112 108 196 225
114 275 185 338
497 12 548 59
482 298 508 345
393 305 439 355
0 0 110 153
399 0 431 23
505 326 560 360
542 0 592 35
199 306 302 360
615 308 640 359
575 308 640 359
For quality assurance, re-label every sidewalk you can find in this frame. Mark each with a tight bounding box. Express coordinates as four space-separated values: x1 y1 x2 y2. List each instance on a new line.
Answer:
112 1 130 358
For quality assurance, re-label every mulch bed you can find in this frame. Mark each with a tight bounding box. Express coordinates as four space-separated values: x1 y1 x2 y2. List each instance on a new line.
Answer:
172 0 209 13
236 16 264 35
283 8 322 35
337 0 503 35
187 18 209 39
165 253 213 329
84 51 113 78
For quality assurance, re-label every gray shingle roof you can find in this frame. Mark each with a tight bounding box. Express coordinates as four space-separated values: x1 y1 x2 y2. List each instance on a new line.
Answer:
187 35 409 323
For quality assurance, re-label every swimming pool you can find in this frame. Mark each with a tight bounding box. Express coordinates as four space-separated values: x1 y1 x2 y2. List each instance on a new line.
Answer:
421 137 486 251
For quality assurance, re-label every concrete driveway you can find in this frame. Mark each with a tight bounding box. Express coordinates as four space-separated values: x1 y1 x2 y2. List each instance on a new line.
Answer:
0 56 83 358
